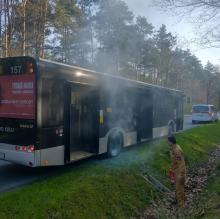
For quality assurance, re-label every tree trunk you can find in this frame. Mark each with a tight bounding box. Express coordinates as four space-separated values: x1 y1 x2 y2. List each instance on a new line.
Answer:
0 1 2 57
4 0 8 57
22 0 28 56
40 0 48 58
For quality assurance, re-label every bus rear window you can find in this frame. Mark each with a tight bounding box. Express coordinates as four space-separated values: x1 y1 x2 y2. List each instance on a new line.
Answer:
0 57 35 76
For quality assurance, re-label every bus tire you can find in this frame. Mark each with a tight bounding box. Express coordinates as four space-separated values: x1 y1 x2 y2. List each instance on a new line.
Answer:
107 133 122 157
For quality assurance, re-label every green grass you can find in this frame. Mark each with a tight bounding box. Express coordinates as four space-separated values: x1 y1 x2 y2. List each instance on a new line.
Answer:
1 122 220 219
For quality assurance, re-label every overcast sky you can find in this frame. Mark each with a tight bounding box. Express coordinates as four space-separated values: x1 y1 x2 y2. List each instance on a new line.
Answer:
123 0 220 66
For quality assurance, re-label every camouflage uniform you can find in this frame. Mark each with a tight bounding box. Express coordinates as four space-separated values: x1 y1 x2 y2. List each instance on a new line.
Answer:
170 144 186 207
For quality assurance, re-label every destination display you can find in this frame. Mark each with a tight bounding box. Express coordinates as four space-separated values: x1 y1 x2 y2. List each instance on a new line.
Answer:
0 58 35 76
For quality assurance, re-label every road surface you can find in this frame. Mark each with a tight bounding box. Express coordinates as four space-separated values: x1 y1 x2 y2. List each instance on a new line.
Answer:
183 115 200 130
0 160 57 193
0 115 199 193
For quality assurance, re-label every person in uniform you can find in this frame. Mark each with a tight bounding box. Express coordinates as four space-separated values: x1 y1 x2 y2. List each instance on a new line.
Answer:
168 135 186 207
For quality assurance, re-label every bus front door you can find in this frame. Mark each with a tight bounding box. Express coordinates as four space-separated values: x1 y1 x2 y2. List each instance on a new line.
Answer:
137 92 153 141
69 84 99 161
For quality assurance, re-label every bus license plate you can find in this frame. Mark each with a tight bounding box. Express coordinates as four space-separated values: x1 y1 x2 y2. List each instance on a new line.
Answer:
0 152 5 160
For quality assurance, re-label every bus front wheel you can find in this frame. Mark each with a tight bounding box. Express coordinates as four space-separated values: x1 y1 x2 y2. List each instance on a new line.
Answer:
107 133 122 157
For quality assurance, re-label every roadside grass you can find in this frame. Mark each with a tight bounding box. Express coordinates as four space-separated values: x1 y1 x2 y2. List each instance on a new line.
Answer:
1 122 220 219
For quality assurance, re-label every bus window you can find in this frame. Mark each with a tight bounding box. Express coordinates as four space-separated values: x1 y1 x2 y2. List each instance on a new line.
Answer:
0 57 35 76
42 79 64 127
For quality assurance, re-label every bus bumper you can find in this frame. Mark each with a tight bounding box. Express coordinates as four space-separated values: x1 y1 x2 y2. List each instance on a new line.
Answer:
0 144 65 167
0 143 36 167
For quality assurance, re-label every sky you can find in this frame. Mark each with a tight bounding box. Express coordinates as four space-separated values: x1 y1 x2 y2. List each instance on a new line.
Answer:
123 0 220 66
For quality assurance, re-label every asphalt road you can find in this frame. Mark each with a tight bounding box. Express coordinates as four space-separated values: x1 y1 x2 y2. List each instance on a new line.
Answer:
0 115 197 193
0 160 54 193
183 114 200 130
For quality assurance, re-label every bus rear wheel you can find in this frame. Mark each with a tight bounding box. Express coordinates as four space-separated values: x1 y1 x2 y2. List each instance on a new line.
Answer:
107 133 122 157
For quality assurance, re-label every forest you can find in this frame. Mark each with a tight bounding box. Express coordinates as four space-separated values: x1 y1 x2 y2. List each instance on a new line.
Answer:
0 0 219 109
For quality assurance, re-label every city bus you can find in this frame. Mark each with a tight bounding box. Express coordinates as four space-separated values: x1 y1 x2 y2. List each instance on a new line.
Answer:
0 56 184 167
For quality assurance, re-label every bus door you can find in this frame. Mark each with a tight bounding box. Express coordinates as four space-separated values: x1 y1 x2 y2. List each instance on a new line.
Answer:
69 83 99 161
176 98 183 130
137 90 153 140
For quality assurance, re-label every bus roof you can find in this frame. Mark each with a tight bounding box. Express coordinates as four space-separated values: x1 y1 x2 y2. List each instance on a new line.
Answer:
38 58 183 94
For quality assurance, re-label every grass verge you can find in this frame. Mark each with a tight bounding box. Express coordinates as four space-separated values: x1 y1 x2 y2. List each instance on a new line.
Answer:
1 122 220 219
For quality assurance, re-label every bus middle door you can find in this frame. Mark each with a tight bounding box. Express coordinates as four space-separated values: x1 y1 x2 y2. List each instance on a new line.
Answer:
137 91 153 141
69 84 99 161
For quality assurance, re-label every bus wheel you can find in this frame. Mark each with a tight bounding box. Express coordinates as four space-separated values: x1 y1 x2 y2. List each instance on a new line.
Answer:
107 133 122 157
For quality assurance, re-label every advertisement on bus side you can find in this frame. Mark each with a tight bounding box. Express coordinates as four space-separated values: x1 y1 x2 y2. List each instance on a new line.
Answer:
0 74 35 119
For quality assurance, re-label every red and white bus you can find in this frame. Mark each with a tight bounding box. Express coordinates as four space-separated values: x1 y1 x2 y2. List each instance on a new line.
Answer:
0 56 184 167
